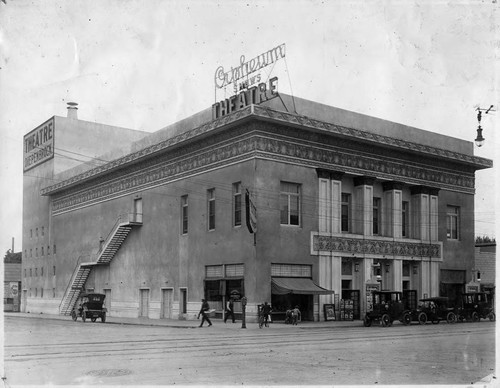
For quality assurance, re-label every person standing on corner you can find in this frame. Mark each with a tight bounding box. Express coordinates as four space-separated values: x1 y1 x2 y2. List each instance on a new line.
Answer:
224 298 236 323
197 298 212 327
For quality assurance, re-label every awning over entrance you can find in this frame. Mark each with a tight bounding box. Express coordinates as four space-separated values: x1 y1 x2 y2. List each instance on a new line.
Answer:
271 278 335 295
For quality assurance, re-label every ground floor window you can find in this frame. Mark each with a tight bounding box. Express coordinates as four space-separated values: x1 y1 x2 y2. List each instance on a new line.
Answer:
204 264 245 313
271 293 313 321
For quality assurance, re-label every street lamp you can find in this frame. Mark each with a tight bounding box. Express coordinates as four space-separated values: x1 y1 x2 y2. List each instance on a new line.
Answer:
475 105 495 147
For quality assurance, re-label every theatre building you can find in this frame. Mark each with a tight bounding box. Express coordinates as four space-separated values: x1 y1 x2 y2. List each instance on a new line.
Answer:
22 95 492 322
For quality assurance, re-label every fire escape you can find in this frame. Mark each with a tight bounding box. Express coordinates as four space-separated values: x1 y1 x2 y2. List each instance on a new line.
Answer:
59 213 142 315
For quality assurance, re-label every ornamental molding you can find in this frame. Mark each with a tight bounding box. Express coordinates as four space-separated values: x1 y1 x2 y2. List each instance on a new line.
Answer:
311 233 442 260
52 128 478 214
42 104 492 196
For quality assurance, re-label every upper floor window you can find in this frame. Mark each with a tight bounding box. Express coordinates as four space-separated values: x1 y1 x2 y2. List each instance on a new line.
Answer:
47 245 50 255
373 197 381 235
447 206 460 240
233 182 242 227
280 182 300 226
181 195 188 234
341 193 351 232
41 226 44 236
208 189 215 231
402 201 409 238
30 229 33 239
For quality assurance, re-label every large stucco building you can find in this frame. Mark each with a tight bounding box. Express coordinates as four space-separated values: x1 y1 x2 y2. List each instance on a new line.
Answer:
21 94 492 322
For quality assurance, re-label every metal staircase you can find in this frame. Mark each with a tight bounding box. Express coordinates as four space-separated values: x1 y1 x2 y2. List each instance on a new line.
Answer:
59 213 142 315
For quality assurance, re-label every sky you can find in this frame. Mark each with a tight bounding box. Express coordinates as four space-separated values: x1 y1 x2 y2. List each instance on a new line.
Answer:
0 0 498 254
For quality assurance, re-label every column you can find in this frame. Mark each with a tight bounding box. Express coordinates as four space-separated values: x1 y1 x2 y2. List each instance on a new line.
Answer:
429 189 439 242
353 176 376 236
382 181 403 238
392 259 403 292
410 186 430 241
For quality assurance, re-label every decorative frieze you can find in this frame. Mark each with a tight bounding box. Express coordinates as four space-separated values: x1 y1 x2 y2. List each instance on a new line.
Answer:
312 233 442 260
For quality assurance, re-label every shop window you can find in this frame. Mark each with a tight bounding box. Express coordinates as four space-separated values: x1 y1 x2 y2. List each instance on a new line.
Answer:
446 206 460 240
402 201 409 238
373 197 381 235
207 189 215 231
280 182 301 226
233 182 242 227
341 193 351 232
181 195 188 234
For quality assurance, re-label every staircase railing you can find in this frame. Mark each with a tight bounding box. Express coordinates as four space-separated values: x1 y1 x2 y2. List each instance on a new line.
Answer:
95 212 143 259
59 253 93 313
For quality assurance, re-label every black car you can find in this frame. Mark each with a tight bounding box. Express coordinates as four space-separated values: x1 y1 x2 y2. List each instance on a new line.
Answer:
364 291 411 327
410 297 457 324
71 293 107 323
457 292 495 322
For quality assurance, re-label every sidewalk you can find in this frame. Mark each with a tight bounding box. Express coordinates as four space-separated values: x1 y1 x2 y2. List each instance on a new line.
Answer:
4 311 363 330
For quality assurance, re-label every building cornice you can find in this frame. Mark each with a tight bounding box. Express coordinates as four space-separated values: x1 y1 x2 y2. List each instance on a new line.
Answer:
41 104 492 196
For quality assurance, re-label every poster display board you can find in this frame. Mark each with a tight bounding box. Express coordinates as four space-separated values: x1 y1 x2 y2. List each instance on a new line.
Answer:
340 299 354 321
323 304 336 321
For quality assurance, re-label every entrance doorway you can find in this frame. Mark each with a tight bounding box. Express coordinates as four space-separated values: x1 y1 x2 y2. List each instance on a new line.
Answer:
139 289 149 317
161 288 173 319
22 289 27 313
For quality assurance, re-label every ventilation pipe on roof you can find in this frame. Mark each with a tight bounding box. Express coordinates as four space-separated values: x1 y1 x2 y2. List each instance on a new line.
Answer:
67 102 78 119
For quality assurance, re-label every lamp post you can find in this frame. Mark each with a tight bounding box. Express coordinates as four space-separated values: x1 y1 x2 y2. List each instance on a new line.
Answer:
475 105 495 147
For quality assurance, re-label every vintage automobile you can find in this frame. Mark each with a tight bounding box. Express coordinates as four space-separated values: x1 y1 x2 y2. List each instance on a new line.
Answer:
456 292 495 322
71 293 107 323
363 291 411 327
409 297 457 324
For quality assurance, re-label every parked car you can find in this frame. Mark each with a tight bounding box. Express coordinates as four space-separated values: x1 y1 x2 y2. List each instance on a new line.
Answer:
456 292 495 322
409 297 457 324
363 291 411 327
71 293 107 323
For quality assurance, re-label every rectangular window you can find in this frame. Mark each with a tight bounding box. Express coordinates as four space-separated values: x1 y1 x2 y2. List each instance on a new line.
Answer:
35 288 37 297
208 189 215 230
180 288 187 314
271 264 312 278
41 288 43 298
30 249 32 258
35 248 38 257
233 182 242 227
30 229 32 239
53 266 56 276
41 247 44 256
341 258 353 276
35 268 38 276
280 182 301 226
36 228 38 237
30 268 32 277
181 195 188 234
447 206 460 240
41 267 44 276
47 245 50 255
402 201 409 238
373 197 381 235
53 288 56 298
341 193 351 232
42 226 44 236
53 244 56 254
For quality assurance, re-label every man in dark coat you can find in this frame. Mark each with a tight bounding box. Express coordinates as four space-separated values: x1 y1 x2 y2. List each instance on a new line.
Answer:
197 299 212 327
224 298 236 323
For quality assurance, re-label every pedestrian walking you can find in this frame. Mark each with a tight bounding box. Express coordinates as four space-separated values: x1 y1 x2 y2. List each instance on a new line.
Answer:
224 298 235 323
197 298 212 327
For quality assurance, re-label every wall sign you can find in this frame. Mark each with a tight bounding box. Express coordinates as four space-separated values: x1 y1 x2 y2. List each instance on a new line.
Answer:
23 117 55 171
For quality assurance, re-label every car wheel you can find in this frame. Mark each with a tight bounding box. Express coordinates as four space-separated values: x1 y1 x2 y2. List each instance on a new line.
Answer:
71 310 77 321
472 312 479 322
488 312 495 322
381 314 391 327
418 312 427 325
82 311 87 322
446 312 457 324
101 313 106 323
402 312 411 326
363 316 372 327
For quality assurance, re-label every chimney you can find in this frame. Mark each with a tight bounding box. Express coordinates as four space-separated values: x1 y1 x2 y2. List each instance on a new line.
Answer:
67 102 78 119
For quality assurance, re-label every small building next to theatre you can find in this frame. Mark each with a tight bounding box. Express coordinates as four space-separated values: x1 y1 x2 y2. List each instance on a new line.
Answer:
21 91 492 322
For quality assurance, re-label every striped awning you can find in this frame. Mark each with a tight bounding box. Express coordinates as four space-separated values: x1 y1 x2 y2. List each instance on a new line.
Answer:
271 277 335 295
